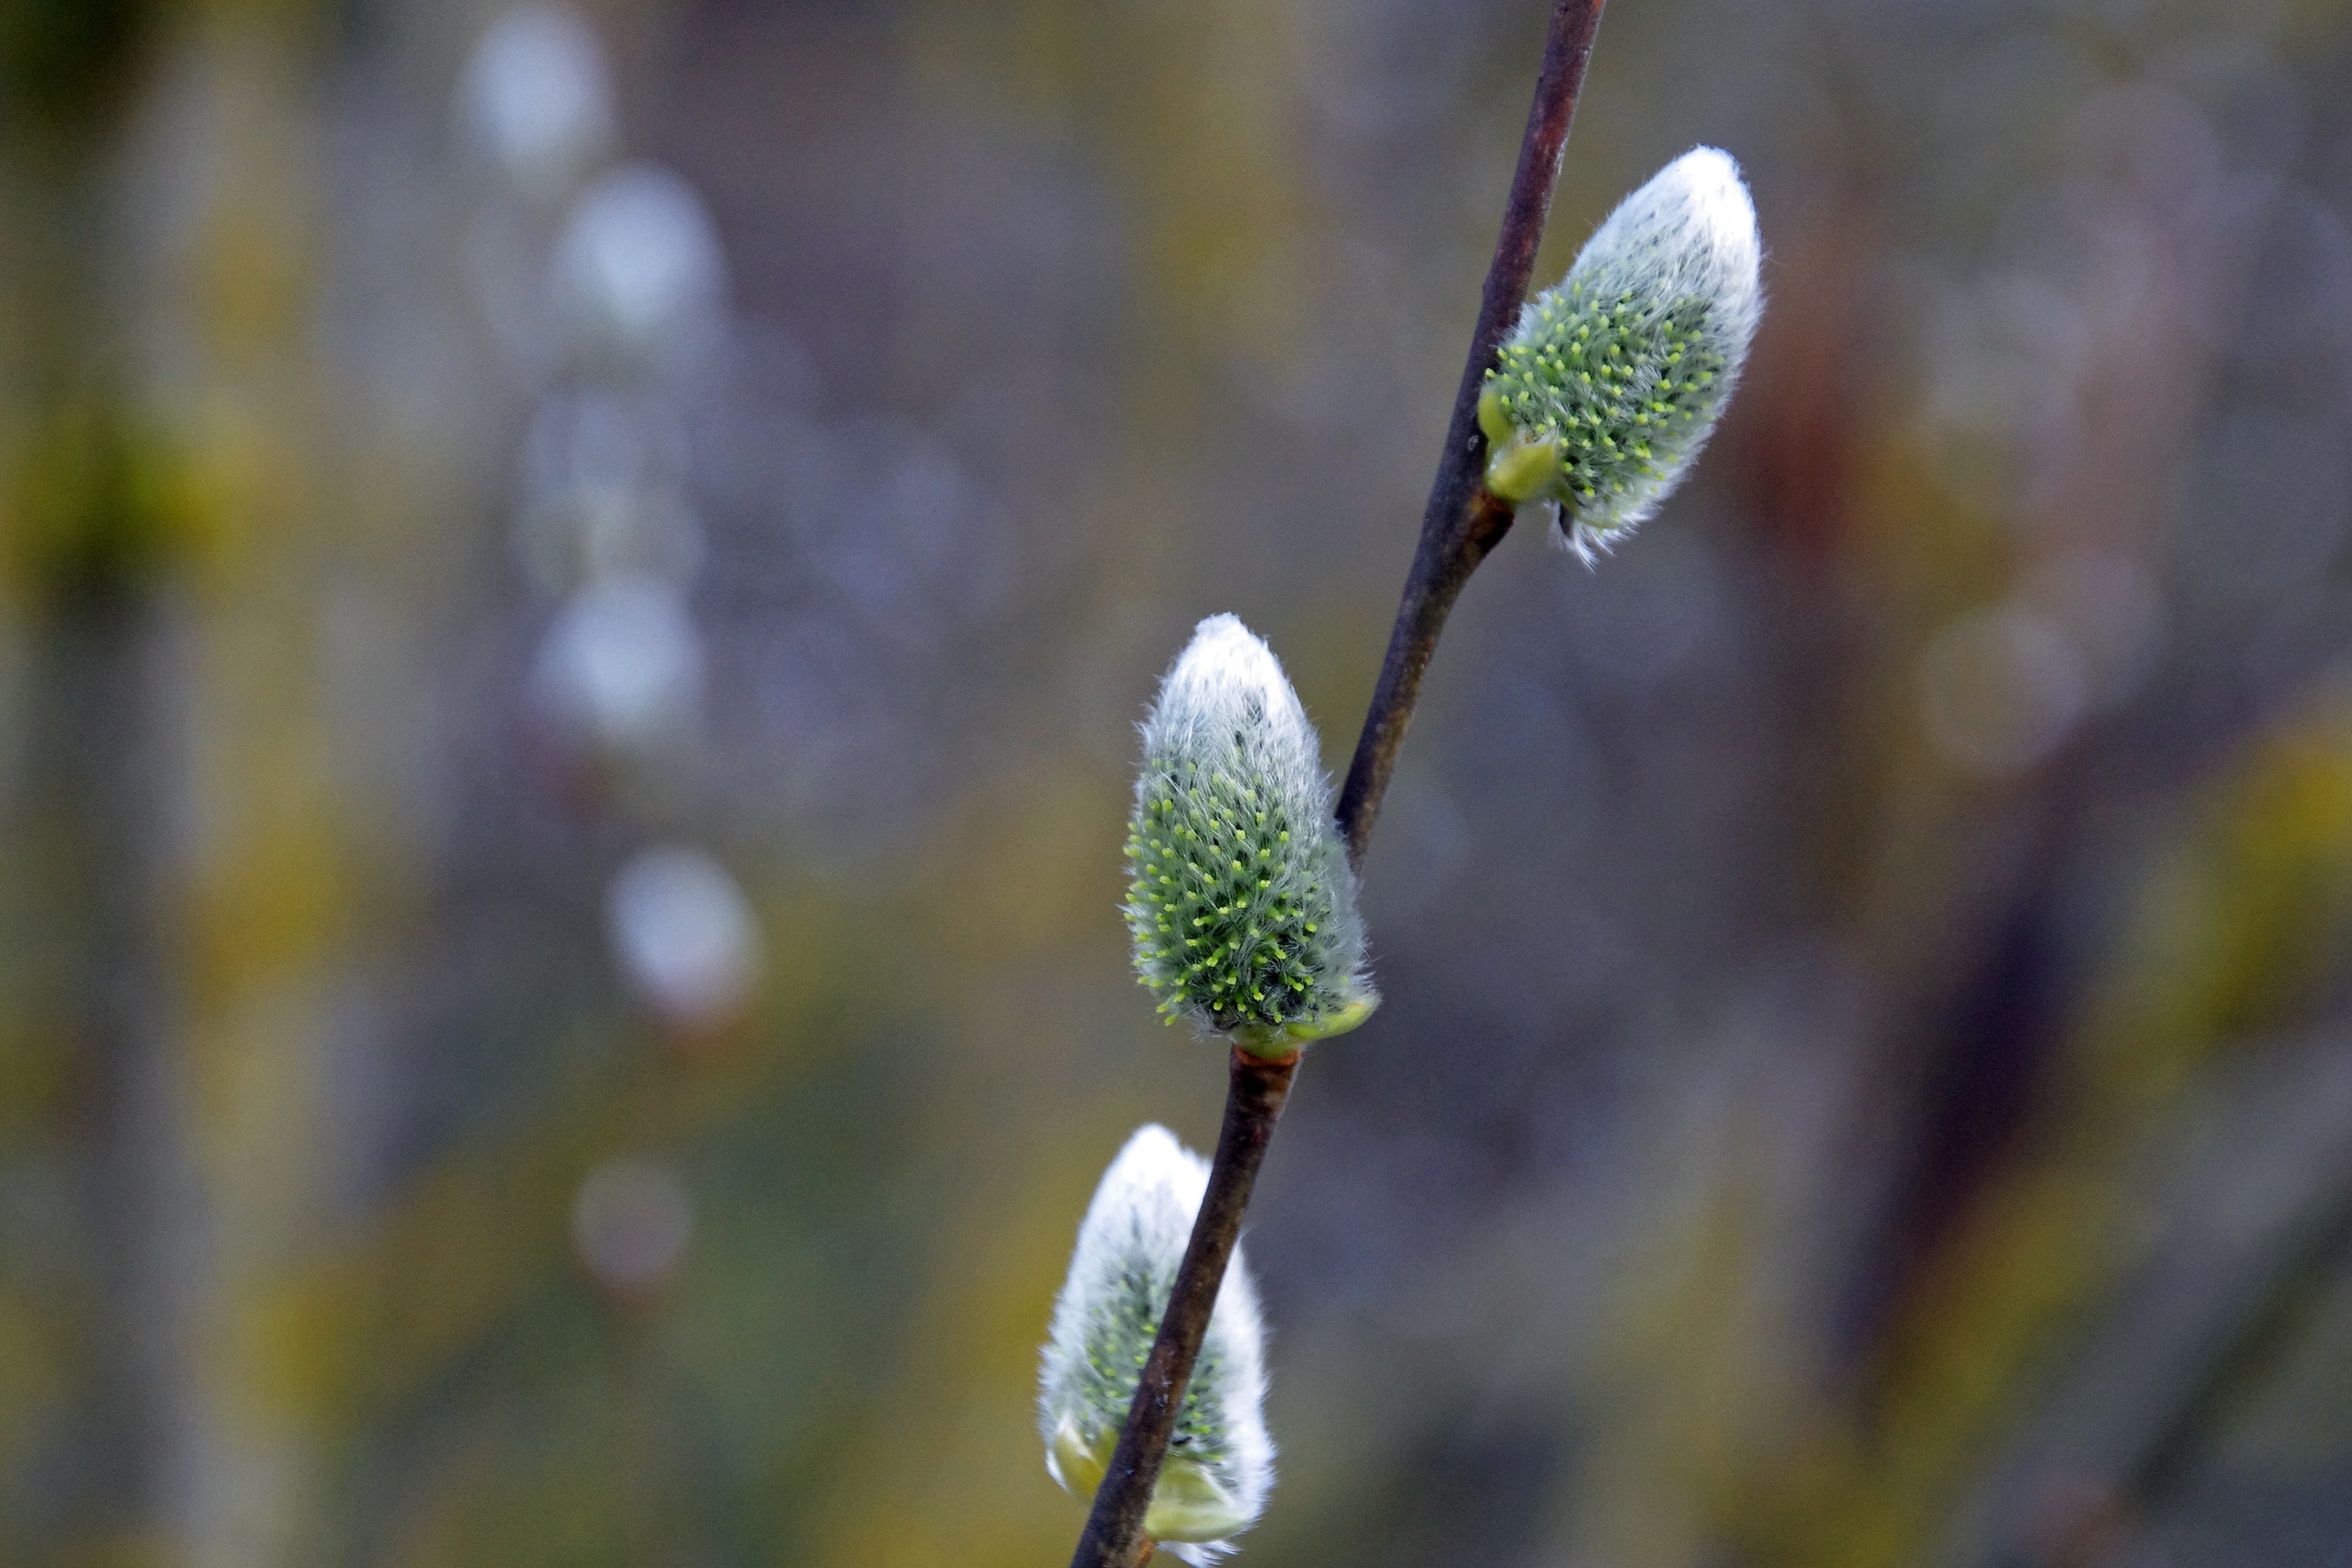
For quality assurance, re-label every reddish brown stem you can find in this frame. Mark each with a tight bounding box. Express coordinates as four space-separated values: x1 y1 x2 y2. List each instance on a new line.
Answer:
1064 5 1607 1567
1337 0 1607 862
1337 488 1516 863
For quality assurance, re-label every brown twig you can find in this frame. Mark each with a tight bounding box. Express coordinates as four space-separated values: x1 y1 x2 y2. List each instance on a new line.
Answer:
1338 487 1517 862
1065 5 1608 1565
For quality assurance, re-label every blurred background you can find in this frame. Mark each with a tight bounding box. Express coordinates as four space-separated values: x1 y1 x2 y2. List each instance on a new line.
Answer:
4 0 2352 1563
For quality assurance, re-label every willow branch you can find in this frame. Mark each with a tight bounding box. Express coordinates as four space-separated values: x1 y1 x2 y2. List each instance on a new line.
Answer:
1335 0 1606 862
1065 6 1608 1565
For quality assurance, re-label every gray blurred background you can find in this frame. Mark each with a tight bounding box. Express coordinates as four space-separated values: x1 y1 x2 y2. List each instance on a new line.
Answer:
5 0 2352 1563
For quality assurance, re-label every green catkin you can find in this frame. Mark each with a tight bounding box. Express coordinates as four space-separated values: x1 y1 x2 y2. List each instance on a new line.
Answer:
1123 615 1375 1052
1478 145 1763 560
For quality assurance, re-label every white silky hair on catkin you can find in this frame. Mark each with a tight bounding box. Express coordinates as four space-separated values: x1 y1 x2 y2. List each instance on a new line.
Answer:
1142 615 1323 819
1040 1124 1273 1564
1569 146 1762 352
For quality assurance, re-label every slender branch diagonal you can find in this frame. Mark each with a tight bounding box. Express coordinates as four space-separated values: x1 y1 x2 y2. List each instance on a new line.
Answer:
1064 6 1608 1565
1336 0 1606 865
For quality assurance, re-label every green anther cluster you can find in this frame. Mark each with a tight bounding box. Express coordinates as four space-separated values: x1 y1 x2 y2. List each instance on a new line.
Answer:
1125 754 1365 1046
1479 281 1730 518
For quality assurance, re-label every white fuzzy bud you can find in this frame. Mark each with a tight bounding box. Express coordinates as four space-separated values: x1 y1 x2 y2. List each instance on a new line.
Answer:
460 5 615 205
550 163 728 372
1040 1125 1273 1563
531 572 704 758
605 845 763 1036
1125 615 1375 1052
1479 146 1762 560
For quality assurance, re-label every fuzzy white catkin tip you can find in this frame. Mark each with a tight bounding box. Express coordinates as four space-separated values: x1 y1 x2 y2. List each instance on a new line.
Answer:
1040 1125 1273 1563
1126 615 1376 1051
1479 145 1762 560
